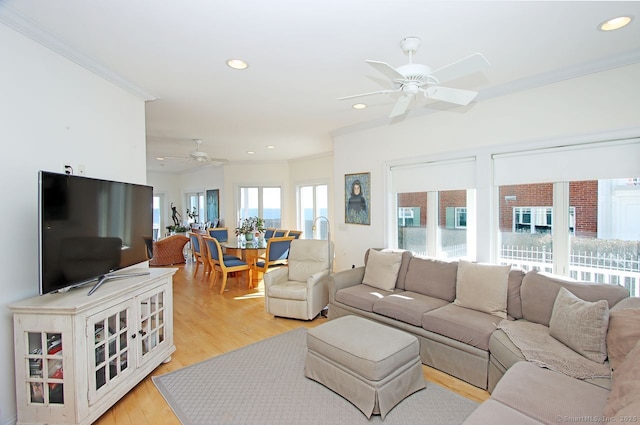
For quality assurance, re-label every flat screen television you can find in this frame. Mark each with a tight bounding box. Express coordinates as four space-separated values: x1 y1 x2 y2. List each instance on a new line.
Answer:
38 171 153 296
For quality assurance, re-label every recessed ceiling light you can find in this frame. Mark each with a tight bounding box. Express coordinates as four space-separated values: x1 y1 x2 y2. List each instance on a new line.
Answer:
156 157 165 161
352 103 367 110
599 16 632 31
247 151 255 154
227 59 249 70
267 145 275 149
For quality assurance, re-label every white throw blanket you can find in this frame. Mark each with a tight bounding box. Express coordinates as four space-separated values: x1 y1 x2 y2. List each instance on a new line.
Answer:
497 320 611 379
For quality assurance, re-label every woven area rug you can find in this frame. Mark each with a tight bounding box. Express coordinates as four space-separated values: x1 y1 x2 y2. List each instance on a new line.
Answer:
153 327 478 425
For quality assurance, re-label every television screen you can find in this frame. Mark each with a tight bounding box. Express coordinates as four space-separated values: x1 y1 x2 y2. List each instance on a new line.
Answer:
38 171 153 295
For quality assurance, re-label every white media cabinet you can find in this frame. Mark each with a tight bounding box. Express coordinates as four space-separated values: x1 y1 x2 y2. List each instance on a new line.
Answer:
10 267 177 425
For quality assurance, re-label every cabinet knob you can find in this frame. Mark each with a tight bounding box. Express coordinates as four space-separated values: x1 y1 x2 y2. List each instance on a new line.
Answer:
131 334 136 339
139 330 147 336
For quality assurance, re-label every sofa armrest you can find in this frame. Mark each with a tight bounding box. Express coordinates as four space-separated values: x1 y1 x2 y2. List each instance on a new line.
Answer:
328 266 365 303
307 270 329 288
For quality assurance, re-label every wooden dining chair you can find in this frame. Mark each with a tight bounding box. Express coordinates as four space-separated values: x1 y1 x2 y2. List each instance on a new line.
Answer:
274 229 289 237
287 230 303 239
264 228 276 240
202 236 250 294
206 227 229 242
250 236 294 287
188 232 209 278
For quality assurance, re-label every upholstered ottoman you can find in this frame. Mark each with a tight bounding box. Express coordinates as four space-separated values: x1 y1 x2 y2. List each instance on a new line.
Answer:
305 315 425 419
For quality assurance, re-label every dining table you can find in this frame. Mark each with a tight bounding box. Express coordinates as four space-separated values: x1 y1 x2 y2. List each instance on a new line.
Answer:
221 237 267 288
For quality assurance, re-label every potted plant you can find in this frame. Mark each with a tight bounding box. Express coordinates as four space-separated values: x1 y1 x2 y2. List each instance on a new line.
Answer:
235 217 266 241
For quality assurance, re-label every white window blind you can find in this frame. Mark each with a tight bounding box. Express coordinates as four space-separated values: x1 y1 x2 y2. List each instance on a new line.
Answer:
391 157 476 193
493 138 640 186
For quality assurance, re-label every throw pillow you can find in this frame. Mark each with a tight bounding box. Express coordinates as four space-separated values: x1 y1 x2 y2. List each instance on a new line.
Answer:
549 287 609 364
607 300 640 371
604 339 640 417
453 260 510 319
362 249 403 292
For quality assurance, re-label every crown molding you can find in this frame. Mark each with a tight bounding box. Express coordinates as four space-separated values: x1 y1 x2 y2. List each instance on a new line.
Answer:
0 5 158 101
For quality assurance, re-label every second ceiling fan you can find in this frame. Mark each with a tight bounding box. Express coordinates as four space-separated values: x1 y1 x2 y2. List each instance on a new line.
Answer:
338 37 490 118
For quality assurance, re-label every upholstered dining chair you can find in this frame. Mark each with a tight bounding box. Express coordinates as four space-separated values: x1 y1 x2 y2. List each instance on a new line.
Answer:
202 236 250 294
188 232 209 278
264 239 334 320
287 230 303 239
264 228 276 240
207 227 229 243
274 229 289 237
250 236 294 287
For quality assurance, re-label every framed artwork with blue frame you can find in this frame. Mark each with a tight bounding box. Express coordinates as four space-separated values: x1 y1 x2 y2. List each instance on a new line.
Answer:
345 172 370 225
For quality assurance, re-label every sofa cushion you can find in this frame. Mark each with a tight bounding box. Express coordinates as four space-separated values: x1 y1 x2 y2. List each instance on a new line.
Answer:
462 399 544 425
491 361 610 424
454 260 510 319
362 249 403 291
364 249 412 290
549 287 609 364
507 269 526 320
604 339 640 417
607 297 640 371
334 284 394 312
372 291 449 326
422 304 503 351
404 256 458 302
520 270 629 327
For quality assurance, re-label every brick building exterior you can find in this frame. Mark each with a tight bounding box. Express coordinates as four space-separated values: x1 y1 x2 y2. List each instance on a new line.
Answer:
397 181 598 237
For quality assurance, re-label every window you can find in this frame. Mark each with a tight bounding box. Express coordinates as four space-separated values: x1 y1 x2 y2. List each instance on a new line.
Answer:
152 195 163 240
569 178 640 296
392 157 476 260
185 192 204 225
298 184 328 239
238 186 282 229
396 189 474 259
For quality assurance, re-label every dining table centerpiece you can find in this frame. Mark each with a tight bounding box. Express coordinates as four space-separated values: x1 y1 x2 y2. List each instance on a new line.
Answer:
235 216 266 242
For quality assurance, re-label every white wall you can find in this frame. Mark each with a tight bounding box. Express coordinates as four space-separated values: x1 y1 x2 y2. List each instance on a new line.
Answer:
333 64 640 271
0 24 147 425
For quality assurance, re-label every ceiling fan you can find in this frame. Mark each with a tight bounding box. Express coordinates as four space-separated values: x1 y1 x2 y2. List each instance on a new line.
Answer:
162 139 228 166
338 37 490 118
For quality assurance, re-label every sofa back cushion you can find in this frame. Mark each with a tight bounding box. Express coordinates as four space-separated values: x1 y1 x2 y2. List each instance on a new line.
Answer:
520 270 629 326
507 269 526 319
454 260 511 319
364 249 412 290
404 256 458 301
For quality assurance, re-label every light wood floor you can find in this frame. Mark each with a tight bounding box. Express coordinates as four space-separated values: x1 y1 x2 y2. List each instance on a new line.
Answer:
94 262 489 425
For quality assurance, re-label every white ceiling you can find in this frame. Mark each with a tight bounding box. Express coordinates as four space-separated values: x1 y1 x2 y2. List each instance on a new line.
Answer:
2 1 640 174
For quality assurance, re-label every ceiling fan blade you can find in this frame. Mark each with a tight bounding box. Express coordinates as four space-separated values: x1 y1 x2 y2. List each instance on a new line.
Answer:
429 53 490 84
425 86 478 106
366 60 406 81
389 95 413 118
337 88 400 101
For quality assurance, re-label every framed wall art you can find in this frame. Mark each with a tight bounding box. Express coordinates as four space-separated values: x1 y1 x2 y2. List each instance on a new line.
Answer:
345 172 370 225
206 189 220 227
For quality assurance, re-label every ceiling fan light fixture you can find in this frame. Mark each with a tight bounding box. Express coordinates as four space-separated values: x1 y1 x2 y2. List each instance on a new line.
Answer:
226 59 249 70
599 16 632 31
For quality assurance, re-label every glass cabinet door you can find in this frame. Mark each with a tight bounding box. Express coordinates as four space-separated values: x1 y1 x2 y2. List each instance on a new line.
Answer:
25 332 64 405
87 301 134 405
138 287 167 363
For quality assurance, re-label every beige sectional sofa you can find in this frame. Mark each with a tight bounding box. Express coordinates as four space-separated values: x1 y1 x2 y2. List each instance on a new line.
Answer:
327 249 635 392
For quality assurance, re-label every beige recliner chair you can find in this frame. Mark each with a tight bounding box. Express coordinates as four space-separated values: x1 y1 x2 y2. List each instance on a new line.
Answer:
264 239 334 320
